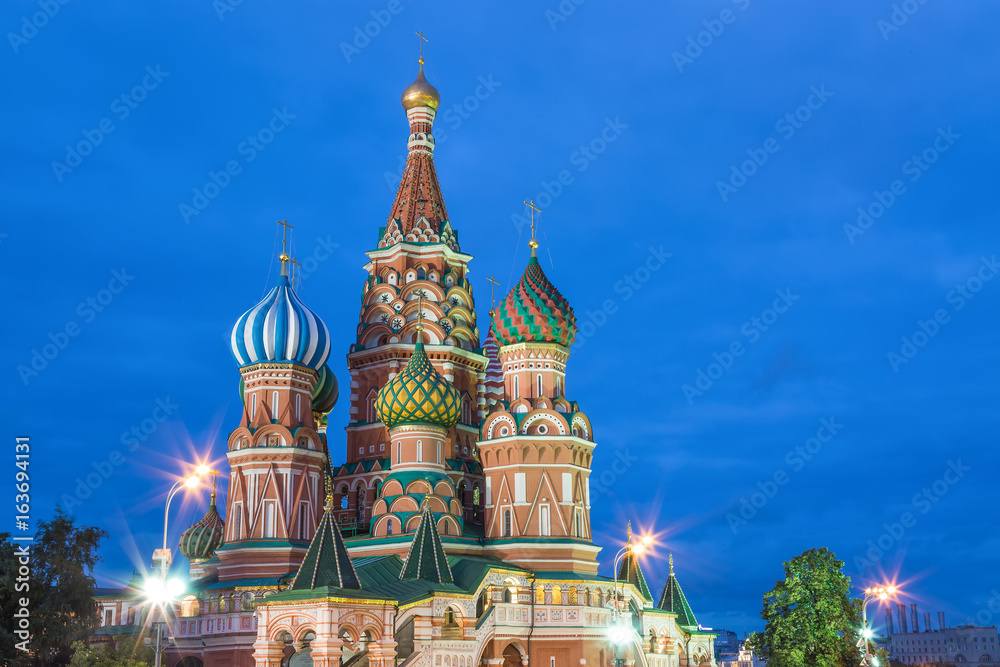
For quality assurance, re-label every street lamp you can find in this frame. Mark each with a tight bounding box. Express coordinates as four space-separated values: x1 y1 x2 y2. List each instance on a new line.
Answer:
608 526 654 667
148 467 212 667
859 585 899 667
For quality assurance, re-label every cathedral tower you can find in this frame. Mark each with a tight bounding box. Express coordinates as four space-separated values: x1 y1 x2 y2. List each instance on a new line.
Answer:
333 56 487 530
478 227 600 574
216 250 337 580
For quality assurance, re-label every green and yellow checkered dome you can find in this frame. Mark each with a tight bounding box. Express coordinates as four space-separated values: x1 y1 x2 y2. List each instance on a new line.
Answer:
376 339 460 429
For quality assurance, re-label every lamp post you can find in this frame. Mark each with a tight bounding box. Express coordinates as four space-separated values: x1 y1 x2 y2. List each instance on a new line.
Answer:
859 585 898 667
147 467 209 667
608 529 654 667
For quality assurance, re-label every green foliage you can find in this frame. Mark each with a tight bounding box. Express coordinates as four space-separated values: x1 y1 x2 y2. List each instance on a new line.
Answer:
746 547 873 667
0 507 108 666
69 637 154 667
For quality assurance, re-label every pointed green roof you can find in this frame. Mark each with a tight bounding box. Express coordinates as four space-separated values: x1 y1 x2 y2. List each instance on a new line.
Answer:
657 553 698 629
290 490 361 591
399 505 453 585
617 549 653 602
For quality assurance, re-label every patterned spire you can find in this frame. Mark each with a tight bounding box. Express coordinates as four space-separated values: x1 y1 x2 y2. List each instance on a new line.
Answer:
388 59 448 237
657 553 698 629
399 504 453 584
290 479 362 591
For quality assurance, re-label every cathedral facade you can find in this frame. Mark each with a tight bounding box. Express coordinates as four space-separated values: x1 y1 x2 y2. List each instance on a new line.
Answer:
113 57 716 667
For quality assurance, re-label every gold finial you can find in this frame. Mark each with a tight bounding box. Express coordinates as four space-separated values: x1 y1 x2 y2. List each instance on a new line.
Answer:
414 294 426 346
524 200 541 256
277 219 294 277
486 275 499 317
415 30 429 65
669 552 675 575
324 475 334 513
626 519 633 544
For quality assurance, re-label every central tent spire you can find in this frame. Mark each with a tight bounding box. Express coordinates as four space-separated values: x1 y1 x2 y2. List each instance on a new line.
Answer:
389 42 449 237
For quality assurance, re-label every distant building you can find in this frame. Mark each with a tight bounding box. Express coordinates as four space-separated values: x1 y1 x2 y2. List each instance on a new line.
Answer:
718 644 766 667
710 629 739 659
886 603 999 666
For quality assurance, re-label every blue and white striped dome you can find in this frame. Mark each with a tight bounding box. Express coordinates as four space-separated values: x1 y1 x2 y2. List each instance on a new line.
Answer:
230 273 331 369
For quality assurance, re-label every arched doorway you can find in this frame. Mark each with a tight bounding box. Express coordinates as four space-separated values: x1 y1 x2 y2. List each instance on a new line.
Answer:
502 643 523 667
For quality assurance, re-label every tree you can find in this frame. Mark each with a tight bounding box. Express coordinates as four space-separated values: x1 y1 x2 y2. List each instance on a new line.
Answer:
746 547 887 667
0 507 108 666
68 636 153 667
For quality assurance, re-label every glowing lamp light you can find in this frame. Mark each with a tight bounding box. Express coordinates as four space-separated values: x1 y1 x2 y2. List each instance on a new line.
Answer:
167 578 185 597
872 658 880 667
144 577 167 603
863 628 874 639
641 535 653 547
608 624 630 645
195 464 211 476
633 544 646 556
183 475 200 489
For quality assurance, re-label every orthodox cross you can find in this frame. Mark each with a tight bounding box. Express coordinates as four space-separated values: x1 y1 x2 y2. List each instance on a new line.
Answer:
290 257 303 289
277 219 293 254
487 275 499 311
415 31 429 62
523 200 540 239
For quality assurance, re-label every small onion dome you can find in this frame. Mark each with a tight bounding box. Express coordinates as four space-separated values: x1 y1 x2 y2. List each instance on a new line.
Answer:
493 256 577 348
312 364 339 415
401 61 440 111
179 494 225 561
230 272 331 370
376 339 460 429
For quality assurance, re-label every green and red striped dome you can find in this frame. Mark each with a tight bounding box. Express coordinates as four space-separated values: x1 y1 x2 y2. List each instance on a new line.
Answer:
179 494 225 561
493 256 576 348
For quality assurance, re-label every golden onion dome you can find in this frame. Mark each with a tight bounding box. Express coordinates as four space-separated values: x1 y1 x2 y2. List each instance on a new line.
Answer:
376 339 459 429
401 60 440 111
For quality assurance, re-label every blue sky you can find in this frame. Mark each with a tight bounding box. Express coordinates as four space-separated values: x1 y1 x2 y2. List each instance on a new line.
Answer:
4 0 1000 634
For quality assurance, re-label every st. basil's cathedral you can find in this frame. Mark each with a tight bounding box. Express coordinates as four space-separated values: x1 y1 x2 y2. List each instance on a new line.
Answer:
95 56 717 667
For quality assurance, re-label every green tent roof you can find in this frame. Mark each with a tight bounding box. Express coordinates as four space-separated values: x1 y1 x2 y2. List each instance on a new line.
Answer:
657 554 698 629
399 506 454 584
290 499 362 591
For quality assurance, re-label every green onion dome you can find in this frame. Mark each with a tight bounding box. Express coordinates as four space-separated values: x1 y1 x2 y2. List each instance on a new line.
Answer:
376 339 460 429
312 364 338 415
179 493 225 561
493 255 576 347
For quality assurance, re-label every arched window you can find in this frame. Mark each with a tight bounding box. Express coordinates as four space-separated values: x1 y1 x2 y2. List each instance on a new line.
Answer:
387 519 393 536
416 440 422 463
513 376 519 399
443 521 449 535
396 442 401 463
552 586 562 605
367 389 378 423
503 588 512 603
503 510 512 537
264 502 275 538
537 374 543 397
271 391 278 418
535 585 545 604
251 393 257 419
556 376 562 396
295 393 301 421
416 267 426 280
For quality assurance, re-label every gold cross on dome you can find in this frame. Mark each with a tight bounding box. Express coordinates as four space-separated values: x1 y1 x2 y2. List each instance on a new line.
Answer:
290 257 303 288
415 31 429 63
